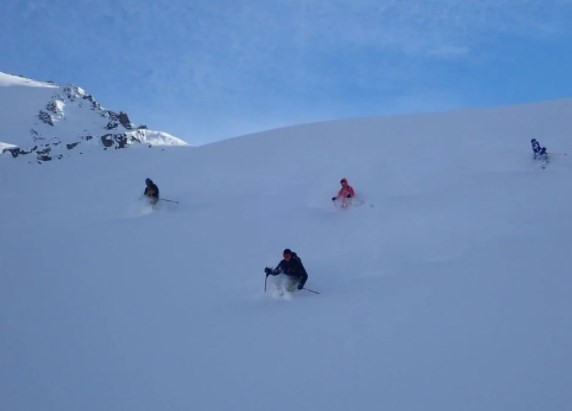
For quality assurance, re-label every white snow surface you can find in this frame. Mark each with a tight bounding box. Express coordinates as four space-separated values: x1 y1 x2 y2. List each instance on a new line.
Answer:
0 72 57 88
0 71 187 151
1 100 572 411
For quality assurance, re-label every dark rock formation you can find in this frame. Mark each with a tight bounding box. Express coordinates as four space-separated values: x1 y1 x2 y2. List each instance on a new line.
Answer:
4 147 20 158
36 146 51 156
115 134 128 148
38 110 54 126
118 112 133 129
3 146 39 157
101 134 114 147
46 99 63 114
106 121 119 130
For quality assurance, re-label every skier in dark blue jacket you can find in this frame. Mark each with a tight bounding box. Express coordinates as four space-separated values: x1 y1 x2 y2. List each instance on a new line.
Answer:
531 138 542 159
265 249 308 291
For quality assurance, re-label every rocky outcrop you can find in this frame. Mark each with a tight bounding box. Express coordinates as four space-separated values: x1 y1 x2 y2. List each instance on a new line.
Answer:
38 110 54 126
3 146 38 158
106 121 119 130
37 96 65 127
117 112 133 129
116 134 128 148
101 134 113 147
107 111 135 130
37 154 52 161
46 98 64 116
101 133 130 149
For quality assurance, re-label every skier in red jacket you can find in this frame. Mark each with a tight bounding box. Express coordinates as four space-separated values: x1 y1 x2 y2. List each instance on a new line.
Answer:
332 178 355 208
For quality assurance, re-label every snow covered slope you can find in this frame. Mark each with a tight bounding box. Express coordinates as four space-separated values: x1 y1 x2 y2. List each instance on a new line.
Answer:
1 99 572 411
0 72 187 161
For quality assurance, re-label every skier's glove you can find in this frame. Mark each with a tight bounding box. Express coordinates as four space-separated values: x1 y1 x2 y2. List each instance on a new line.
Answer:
331 197 336 201
346 194 351 198
297 283 304 290
264 267 272 275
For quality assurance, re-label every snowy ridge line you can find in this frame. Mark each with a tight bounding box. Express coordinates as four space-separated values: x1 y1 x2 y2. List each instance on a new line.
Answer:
0 72 58 88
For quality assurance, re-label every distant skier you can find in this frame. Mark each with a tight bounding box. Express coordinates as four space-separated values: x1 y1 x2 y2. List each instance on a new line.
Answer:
144 178 159 204
265 249 308 292
531 138 542 159
331 178 355 208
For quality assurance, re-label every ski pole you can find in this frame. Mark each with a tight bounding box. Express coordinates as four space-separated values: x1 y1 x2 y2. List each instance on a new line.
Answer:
303 287 320 295
547 152 568 156
160 198 179 204
264 275 268 293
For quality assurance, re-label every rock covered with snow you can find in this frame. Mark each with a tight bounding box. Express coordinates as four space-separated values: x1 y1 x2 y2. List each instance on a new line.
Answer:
0 72 187 162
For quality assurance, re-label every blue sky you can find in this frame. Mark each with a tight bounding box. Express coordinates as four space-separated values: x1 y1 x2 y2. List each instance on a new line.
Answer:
2 0 572 144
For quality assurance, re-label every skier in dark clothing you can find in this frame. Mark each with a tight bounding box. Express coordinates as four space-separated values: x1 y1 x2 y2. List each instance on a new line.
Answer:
144 178 159 204
531 138 542 159
265 249 308 291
